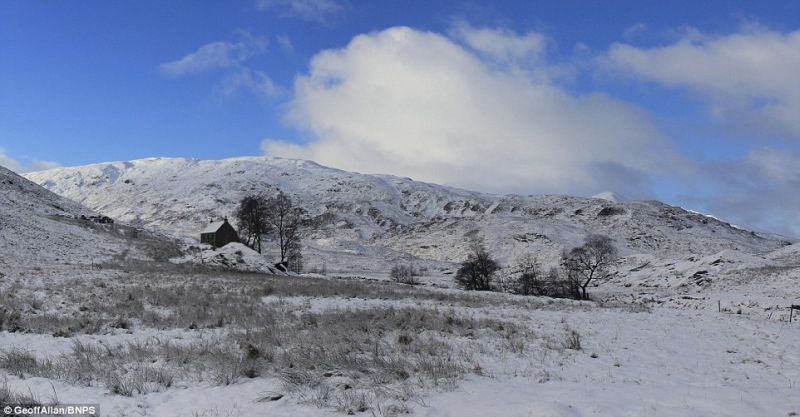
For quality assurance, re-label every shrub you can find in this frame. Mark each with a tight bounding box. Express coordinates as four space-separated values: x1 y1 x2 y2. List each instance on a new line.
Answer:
510 256 580 299
562 327 582 351
544 268 581 299
390 265 418 284
0 379 43 408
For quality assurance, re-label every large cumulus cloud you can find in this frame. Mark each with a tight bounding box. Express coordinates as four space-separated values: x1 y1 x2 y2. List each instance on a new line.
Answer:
263 26 680 196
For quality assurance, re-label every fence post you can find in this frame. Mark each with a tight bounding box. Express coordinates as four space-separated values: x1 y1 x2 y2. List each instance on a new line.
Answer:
788 305 799 322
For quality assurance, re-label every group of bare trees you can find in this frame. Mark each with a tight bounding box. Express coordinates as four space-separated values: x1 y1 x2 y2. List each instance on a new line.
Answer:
236 195 269 254
454 235 618 300
510 255 577 298
234 191 307 272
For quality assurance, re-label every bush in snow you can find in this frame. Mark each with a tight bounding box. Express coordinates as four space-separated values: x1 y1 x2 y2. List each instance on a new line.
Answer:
511 256 581 299
562 327 582 351
0 379 43 408
390 264 419 284
543 268 582 299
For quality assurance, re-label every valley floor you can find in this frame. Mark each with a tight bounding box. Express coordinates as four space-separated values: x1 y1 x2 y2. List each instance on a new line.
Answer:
0 267 798 417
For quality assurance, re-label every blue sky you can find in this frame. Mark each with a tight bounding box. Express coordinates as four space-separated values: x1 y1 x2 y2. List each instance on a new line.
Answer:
2 1 800 235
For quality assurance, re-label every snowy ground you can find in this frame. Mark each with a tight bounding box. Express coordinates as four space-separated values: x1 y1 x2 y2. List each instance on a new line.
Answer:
7 155 800 416
1 262 798 417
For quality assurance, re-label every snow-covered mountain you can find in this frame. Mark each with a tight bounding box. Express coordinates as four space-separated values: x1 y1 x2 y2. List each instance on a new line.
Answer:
24 156 792 274
0 164 175 268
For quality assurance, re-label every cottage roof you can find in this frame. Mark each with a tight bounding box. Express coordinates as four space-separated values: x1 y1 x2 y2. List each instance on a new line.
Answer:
201 220 227 234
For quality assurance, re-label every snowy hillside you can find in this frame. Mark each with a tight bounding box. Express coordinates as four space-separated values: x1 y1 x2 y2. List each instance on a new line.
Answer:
24 156 792 274
5 159 800 417
0 164 175 268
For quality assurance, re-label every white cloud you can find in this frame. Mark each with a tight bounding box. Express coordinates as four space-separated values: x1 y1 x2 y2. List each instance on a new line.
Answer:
622 23 648 41
159 31 281 99
604 27 800 137
0 149 22 172
0 148 61 174
450 23 547 64
690 148 800 236
255 0 343 23
277 35 293 52
26 160 62 172
747 148 800 182
217 68 284 98
262 26 680 196
159 32 267 76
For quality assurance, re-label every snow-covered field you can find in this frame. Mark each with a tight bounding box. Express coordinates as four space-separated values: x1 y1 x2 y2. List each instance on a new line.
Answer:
1 265 798 417
3 158 799 416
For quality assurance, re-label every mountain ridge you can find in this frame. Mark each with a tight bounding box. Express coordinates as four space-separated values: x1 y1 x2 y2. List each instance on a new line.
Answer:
24 156 792 274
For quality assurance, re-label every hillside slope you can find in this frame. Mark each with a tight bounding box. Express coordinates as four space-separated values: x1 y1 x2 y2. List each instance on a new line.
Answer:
0 165 175 268
24 157 792 274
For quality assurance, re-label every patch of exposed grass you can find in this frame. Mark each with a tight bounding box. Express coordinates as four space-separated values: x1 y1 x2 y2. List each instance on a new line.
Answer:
0 270 570 414
1 304 523 411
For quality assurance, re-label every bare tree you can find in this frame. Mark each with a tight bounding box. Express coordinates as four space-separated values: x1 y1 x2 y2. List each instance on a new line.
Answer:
455 244 499 291
235 195 270 253
265 191 307 266
561 234 619 300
